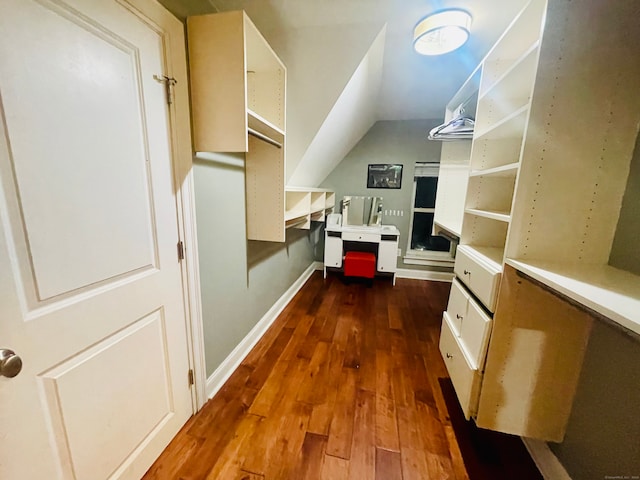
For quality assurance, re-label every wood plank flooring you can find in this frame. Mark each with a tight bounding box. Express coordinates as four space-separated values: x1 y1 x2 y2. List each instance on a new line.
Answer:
144 272 543 480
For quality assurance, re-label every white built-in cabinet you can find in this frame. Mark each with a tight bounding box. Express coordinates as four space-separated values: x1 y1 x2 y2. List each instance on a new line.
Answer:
437 0 640 442
187 11 334 242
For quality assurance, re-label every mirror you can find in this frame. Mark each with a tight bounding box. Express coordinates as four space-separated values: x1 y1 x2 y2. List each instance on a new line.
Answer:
341 196 383 226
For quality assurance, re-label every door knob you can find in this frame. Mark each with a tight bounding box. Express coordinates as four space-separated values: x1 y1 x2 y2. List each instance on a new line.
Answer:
0 349 23 378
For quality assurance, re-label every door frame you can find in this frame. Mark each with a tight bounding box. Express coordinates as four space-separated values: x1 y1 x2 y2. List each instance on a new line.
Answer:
120 0 207 411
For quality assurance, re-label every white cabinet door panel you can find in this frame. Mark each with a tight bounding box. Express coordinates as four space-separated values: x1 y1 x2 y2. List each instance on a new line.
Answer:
377 238 398 272
324 233 343 268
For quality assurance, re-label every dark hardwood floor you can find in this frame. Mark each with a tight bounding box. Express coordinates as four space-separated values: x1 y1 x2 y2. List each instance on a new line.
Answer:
143 271 542 480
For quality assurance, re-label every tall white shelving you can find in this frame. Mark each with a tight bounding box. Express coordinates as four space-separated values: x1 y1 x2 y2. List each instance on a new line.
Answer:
438 0 640 441
459 0 545 279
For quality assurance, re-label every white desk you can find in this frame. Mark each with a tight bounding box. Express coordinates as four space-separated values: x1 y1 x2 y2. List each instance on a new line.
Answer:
324 224 400 285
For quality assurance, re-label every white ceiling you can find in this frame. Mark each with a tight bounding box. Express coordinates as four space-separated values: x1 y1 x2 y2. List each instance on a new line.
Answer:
158 0 529 184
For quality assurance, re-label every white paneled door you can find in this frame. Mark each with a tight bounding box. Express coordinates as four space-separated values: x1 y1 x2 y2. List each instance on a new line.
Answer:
0 0 193 478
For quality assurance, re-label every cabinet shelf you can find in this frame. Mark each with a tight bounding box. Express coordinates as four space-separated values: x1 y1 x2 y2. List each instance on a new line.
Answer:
285 215 309 229
474 104 529 140
247 109 284 141
469 136 524 172
480 41 540 100
470 162 519 178
506 259 640 336
465 208 511 223
284 187 335 230
480 0 547 89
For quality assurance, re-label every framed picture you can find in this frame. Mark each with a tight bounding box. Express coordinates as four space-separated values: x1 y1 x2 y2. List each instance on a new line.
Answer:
367 164 403 189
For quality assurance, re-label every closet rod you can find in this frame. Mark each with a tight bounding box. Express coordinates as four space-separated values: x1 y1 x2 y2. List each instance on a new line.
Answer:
248 128 282 149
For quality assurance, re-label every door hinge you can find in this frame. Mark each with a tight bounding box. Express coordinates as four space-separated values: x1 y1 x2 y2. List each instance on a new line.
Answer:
188 369 194 386
177 240 185 261
153 74 177 105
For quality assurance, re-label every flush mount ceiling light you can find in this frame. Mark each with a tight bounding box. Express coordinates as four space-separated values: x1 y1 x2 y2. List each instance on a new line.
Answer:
413 9 472 56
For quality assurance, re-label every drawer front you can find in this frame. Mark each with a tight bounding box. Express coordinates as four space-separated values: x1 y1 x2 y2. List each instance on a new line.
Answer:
439 315 482 419
459 296 492 369
446 278 469 335
342 231 381 243
454 248 501 312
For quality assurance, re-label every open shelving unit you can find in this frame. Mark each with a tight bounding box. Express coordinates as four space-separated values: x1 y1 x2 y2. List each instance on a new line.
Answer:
460 0 544 268
285 187 335 230
500 0 640 337
188 10 292 242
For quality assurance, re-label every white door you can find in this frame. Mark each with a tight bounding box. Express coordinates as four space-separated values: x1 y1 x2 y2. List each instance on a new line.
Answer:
0 0 193 478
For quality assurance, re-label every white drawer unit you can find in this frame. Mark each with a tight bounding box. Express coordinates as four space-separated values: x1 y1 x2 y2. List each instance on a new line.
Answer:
454 245 502 312
439 314 483 420
445 278 493 369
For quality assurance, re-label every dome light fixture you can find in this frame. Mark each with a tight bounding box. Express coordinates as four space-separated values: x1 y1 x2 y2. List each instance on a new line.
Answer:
413 9 472 56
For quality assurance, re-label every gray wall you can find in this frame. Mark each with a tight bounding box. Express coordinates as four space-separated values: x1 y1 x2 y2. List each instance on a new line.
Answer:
549 321 640 479
320 119 445 269
609 129 640 275
193 153 319 376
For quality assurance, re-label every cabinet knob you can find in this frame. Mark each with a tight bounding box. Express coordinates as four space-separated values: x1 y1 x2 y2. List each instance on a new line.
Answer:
463 269 471 275
456 314 463 320
446 352 453 359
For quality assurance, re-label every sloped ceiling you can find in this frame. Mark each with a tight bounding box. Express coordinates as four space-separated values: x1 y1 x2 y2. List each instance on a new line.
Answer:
288 26 386 186
158 0 528 185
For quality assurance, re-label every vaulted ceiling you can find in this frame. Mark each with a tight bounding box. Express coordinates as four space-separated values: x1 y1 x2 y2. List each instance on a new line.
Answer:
159 0 528 185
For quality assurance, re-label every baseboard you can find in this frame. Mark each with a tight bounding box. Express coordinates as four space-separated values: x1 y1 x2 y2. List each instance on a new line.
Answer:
396 268 454 282
205 261 319 399
522 438 572 480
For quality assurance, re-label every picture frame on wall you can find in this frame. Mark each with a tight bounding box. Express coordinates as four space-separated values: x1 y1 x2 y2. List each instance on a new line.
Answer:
367 164 403 189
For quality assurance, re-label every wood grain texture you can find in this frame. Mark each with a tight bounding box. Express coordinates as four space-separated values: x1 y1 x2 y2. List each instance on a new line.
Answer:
143 272 542 479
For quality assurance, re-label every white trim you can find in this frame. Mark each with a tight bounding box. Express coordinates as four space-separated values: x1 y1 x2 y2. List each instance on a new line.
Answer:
157 4 208 412
403 257 455 268
522 438 572 480
205 261 320 398
396 268 454 282
178 170 207 410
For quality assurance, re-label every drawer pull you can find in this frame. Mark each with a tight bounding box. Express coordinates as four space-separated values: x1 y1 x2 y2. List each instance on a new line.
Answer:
456 314 463 320
463 269 471 275
446 352 453 359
